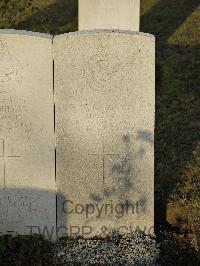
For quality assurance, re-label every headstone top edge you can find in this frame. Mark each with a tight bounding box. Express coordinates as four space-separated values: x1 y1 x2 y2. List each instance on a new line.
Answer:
53 30 155 41
0 29 52 40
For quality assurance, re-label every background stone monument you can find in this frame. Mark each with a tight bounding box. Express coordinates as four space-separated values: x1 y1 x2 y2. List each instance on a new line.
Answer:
0 30 56 240
79 0 140 31
55 0 155 238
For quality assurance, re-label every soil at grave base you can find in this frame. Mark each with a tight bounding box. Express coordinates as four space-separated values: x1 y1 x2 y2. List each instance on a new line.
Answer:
166 202 199 251
155 220 200 265
152 200 199 265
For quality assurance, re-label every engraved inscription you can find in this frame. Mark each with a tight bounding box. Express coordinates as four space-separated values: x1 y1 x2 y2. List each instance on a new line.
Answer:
86 38 123 89
0 40 23 93
0 96 32 133
0 139 21 189
88 137 120 183
0 195 37 213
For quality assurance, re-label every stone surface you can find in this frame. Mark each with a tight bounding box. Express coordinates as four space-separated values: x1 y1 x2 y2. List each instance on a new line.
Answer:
54 30 155 238
0 30 56 240
79 0 140 31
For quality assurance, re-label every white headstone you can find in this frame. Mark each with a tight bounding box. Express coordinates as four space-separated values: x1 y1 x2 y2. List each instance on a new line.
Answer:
79 0 140 31
54 30 155 238
0 30 56 240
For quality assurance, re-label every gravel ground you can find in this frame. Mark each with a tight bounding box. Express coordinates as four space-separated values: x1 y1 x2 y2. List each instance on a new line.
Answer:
53 231 160 265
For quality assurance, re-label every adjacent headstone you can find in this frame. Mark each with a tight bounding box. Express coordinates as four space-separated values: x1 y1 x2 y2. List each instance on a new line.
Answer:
0 30 56 240
54 30 155 238
79 0 140 31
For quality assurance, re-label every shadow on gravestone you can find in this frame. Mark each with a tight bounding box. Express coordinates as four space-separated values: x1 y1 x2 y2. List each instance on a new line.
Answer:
0 188 69 241
84 131 153 236
88 130 153 206
55 110 154 235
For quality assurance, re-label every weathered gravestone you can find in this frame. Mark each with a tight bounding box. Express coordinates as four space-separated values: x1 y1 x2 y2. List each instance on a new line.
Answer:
0 1 154 241
0 30 56 240
54 30 155 238
79 0 140 31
